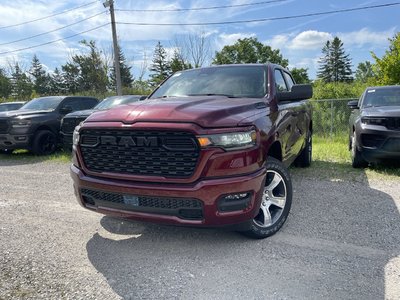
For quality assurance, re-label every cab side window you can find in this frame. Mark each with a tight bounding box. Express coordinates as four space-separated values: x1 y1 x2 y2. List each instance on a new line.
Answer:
275 70 288 92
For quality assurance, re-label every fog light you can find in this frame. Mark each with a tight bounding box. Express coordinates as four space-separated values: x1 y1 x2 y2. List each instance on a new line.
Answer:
218 192 252 212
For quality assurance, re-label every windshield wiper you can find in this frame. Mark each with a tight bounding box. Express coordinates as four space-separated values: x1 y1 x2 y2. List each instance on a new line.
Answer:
187 93 237 98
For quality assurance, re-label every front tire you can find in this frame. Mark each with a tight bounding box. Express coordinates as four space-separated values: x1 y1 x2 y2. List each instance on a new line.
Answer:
32 130 57 155
351 131 367 168
242 157 292 239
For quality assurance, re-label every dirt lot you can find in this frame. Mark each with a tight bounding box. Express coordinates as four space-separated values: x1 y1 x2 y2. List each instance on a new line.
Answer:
0 159 399 300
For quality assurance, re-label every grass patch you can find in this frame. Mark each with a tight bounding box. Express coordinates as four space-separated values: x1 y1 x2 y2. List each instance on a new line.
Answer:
295 134 400 180
0 149 71 164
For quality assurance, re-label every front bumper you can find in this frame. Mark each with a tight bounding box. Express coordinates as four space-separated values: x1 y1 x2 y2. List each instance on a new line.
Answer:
0 133 32 150
357 125 400 162
60 132 72 150
70 164 266 227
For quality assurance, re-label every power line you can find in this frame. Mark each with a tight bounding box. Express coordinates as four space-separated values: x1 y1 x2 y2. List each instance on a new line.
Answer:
0 23 109 55
0 12 106 46
116 2 400 26
0 1 98 30
115 0 287 12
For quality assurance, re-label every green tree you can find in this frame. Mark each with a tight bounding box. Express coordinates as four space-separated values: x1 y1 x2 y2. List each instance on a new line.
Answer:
61 63 80 94
213 37 288 67
149 41 171 87
169 49 192 73
110 45 134 91
29 55 49 95
317 37 353 83
290 67 310 84
49 68 65 95
62 40 108 93
355 61 375 83
372 32 400 85
10 63 33 100
0 68 12 99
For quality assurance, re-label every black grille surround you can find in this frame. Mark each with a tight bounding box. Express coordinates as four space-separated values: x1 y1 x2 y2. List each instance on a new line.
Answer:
386 117 400 131
81 188 203 220
61 117 87 134
79 129 200 178
0 119 9 134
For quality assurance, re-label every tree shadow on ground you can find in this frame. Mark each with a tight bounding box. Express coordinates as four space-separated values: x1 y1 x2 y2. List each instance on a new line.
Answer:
86 164 400 299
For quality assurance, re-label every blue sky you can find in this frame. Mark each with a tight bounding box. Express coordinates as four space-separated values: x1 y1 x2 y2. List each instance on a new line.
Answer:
0 0 398 80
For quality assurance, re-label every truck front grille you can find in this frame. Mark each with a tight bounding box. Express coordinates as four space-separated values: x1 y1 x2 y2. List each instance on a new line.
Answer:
0 119 9 134
79 129 200 178
386 117 400 130
80 188 203 220
61 117 86 134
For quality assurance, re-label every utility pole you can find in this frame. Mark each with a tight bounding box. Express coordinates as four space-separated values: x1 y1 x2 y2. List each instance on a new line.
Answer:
104 0 122 95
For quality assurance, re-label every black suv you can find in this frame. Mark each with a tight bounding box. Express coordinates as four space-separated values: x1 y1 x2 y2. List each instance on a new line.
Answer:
348 85 400 167
0 96 98 155
60 95 144 149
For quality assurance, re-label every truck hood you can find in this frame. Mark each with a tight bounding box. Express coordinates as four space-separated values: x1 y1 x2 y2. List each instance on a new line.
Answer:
85 96 268 128
64 109 96 119
0 109 53 118
362 106 400 117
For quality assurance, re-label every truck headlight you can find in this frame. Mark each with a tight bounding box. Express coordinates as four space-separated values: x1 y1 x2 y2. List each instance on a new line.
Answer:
361 117 387 126
197 130 257 150
11 119 31 128
72 124 81 146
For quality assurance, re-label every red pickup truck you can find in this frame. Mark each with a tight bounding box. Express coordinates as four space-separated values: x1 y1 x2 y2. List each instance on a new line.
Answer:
70 64 312 238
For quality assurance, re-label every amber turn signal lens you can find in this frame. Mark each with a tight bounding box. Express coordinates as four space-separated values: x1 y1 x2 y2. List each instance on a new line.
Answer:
197 137 212 147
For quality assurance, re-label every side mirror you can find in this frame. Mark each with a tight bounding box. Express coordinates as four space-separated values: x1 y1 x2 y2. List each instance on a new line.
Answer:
347 100 359 109
277 84 313 101
60 105 73 114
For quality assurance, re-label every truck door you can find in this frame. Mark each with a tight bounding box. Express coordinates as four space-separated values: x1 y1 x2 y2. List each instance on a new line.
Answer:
274 69 303 163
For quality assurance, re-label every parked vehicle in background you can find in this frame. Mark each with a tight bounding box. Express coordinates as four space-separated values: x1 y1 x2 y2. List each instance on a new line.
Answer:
0 96 98 155
0 101 25 112
60 95 144 150
71 64 313 239
348 85 400 167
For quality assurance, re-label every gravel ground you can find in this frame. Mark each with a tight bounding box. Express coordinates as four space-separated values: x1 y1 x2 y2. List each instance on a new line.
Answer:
0 159 399 300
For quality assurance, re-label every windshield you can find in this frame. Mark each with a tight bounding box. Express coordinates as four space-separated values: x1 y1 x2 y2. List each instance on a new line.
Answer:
362 87 400 107
95 96 140 110
150 66 267 99
21 97 64 110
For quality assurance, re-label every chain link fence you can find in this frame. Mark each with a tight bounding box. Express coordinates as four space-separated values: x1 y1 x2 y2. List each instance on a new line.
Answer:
310 98 357 137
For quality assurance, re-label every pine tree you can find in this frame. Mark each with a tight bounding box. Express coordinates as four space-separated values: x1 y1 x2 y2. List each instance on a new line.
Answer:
49 68 65 95
149 41 171 87
61 40 108 93
169 49 192 73
110 45 134 91
317 37 353 83
10 63 33 100
29 55 49 95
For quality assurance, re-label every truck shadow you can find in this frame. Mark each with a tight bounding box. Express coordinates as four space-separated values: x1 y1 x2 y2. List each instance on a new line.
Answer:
86 162 400 299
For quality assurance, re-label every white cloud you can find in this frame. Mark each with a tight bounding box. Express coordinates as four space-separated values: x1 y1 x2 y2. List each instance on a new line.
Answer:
338 27 396 48
265 34 290 50
289 30 333 50
216 32 256 49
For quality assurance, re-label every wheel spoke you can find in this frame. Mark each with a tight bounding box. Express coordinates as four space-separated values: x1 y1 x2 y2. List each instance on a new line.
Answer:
268 196 286 209
260 205 272 227
266 173 282 191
